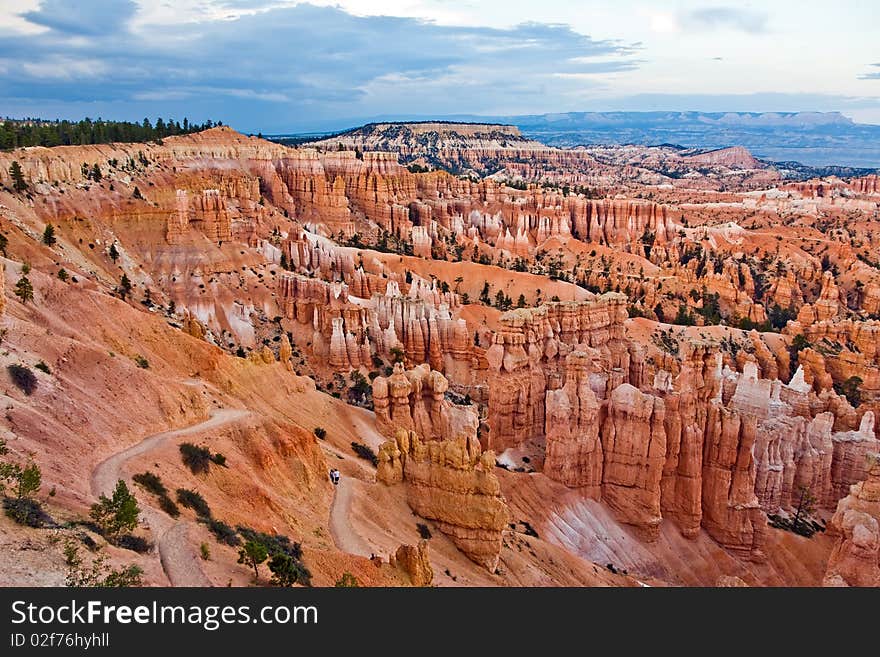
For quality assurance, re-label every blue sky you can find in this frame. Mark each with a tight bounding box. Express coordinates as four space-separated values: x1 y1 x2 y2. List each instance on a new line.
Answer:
1 0 879 132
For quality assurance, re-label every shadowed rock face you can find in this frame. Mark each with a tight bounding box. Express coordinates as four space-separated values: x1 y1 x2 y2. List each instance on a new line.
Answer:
824 453 880 587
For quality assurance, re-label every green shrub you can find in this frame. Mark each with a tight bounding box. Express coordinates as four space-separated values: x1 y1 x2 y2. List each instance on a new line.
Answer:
34 361 51 375
134 355 149 369
416 523 432 540
132 471 166 496
176 488 210 517
334 572 359 587
63 540 143 588
116 534 152 554
202 517 240 546
157 494 180 518
270 552 312 587
351 442 378 467
179 443 212 474
7 364 37 395
200 543 211 561
3 497 52 527
210 452 227 467
90 480 140 540
313 427 327 440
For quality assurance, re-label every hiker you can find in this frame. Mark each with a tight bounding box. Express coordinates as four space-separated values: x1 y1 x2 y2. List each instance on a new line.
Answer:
329 468 340 485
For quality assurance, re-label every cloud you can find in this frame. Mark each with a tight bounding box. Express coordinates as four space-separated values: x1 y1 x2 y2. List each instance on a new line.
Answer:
2 2 639 131
859 63 880 80
20 0 137 36
681 7 768 34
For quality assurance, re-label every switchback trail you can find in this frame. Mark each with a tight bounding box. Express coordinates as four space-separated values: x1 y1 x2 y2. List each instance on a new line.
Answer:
90 408 251 586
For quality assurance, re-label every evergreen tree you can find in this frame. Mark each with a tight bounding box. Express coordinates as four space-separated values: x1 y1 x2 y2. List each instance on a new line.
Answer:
268 553 309 587
16 462 41 499
109 243 119 262
9 161 26 191
119 273 132 299
90 479 140 540
90 163 102 182
238 540 268 580
42 223 56 246
14 275 33 303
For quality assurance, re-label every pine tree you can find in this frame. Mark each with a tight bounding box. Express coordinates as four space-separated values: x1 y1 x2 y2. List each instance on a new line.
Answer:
42 223 56 246
90 163 102 182
9 161 27 192
238 540 268 580
119 273 132 300
14 275 33 303
90 479 140 540
109 243 119 262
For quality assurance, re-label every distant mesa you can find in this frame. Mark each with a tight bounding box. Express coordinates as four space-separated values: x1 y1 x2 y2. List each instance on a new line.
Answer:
682 146 762 169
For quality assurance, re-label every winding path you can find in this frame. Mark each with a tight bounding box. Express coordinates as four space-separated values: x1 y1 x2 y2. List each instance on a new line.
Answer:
90 408 250 586
328 480 372 557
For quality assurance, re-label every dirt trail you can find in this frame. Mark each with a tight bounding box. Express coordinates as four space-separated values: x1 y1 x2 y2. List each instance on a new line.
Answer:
328 480 373 557
90 408 250 587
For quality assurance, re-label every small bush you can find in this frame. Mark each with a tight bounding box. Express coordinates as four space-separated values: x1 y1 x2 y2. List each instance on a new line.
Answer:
334 572 359 587
202 517 240 546
134 355 149 369
116 534 153 554
180 442 212 474
157 494 180 518
350 442 378 467
7 364 37 395
34 361 51 375
3 497 52 527
200 543 211 561
269 553 312 587
313 427 327 440
132 471 166 496
236 526 302 560
176 488 211 517
416 523 432 540
209 452 227 467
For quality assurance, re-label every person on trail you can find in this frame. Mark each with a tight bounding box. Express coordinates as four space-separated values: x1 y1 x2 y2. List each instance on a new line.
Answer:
330 468 340 485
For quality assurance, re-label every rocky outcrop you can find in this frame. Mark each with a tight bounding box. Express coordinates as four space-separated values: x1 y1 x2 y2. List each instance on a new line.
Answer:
486 294 629 452
390 540 434 587
700 402 766 560
831 412 880 501
544 350 603 493
372 363 478 442
823 453 880 587
600 384 666 539
377 429 510 570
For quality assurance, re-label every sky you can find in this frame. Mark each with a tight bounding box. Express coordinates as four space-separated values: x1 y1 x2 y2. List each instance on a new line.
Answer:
1 0 879 132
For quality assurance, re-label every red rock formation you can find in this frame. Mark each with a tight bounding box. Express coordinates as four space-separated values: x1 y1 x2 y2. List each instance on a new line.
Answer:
600 383 666 539
486 294 629 452
682 146 760 169
377 429 510 570
390 540 434 586
372 363 478 442
831 412 880 501
544 350 603 493
823 453 880 586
